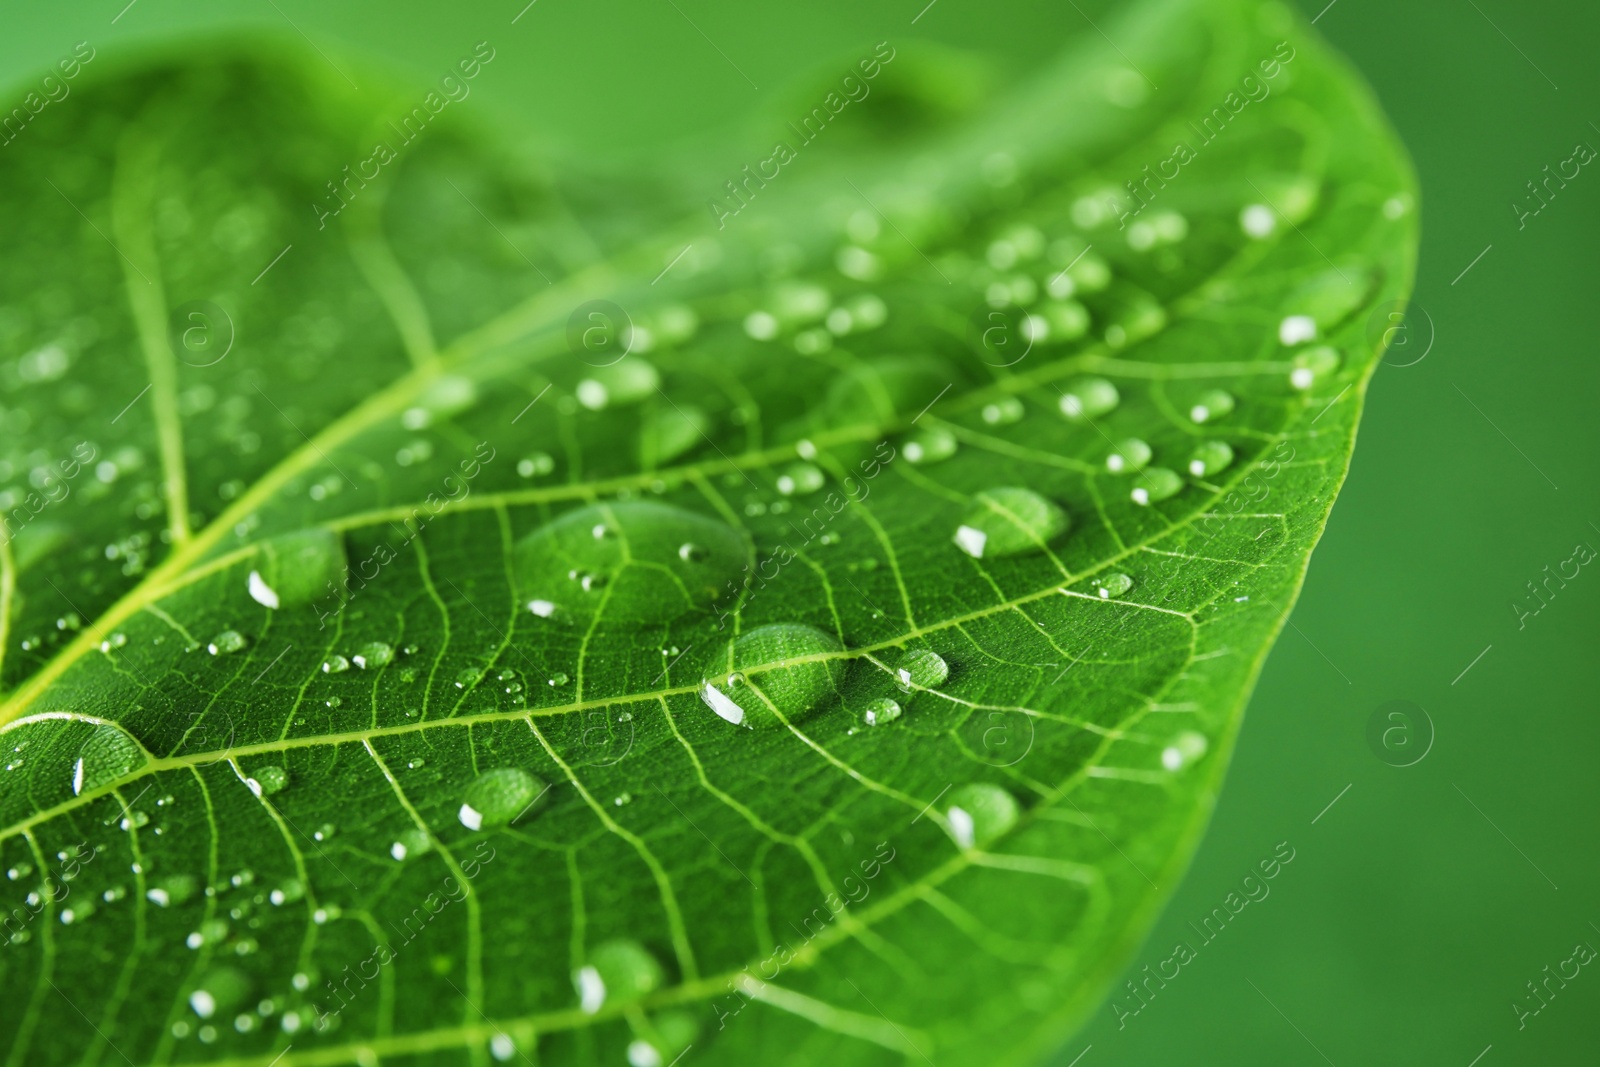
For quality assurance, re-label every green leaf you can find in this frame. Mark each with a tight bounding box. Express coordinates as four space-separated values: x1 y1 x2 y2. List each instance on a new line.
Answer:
0 1 1415 1064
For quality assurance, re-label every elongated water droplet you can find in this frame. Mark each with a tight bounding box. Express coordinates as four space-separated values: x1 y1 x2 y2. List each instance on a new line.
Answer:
246 766 288 797
1188 389 1235 424
574 940 663 1014
352 642 393 669
459 768 546 830
1104 438 1152 474
322 655 350 674
515 502 746 627
1187 441 1234 477
895 648 949 691
862 698 902 727
73 724 146 796
700 623 845 728
1131 468 1183 506
1058 377 1119 420
945 784 1019 848
953 488 1068 559
208 631 247 655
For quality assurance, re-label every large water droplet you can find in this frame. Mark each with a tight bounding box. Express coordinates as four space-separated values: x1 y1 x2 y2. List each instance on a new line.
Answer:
953 488 1068 559
1187 441 1234 477
1291 345 1340 389
945 783 1019 848
699 623 845 728
459 768 547 830
895 648 949 691
208 631 247 655
1131 468 1182 506
640 403 708 464
514 501 746 627
1058 378 1119 421
73 724 146 796
577 358 660 411
574 940 663 1014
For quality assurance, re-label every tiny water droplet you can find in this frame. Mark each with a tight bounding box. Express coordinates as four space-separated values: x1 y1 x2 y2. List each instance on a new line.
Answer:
981 397 1025 426
902 427 958 465
1291 345 1340 389
548 672 569 687
99 632 128 653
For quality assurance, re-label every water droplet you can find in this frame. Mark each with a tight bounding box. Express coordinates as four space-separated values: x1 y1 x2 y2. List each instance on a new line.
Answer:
1094 572 1134 599
322 655 350 674
1240 203 1277 239
148 874 196 907
1161 730 1208 771
862 698 902 727
1104 438 1152 474
1188 389 1235 424
574 939 663 1014
490 1034 517 1062
548 672 570 687
73 724 146 796
1131 468 1183 506
902 427 958 465
1278 315 1317 346
517 452 556 478
454 667 484 689
99 632 128 653
352 642 393 669
981 397 1025 425
1291 345 1340 389
1187 441 1234 477
895 648 949 692
208 631 247 656
246 766 288 796
1058 378 1119 420
255 529 348 609
776 463 825 496
945 783 1019 848
699 623 845 728
390 827 430 862
459 768 547 830
953 488 1068 559
515 502 747 627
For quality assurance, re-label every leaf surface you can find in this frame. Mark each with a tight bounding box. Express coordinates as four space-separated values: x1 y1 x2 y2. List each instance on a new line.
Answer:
0 2 1415 1064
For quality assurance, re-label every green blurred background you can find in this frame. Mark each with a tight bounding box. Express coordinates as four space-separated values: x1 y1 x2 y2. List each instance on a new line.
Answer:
4 0 1595 1063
